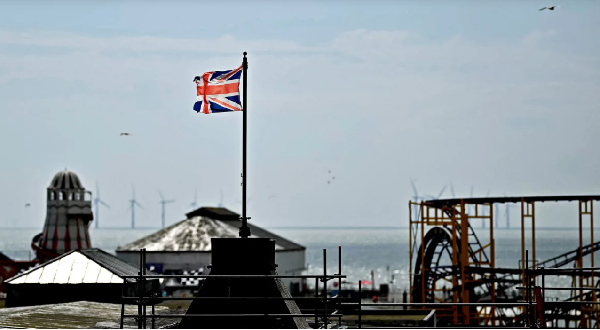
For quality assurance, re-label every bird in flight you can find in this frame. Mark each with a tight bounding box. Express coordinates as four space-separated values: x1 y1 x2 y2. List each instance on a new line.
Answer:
326 170 336 184
25 203 30 207
539 6 557 11
120 133 131 136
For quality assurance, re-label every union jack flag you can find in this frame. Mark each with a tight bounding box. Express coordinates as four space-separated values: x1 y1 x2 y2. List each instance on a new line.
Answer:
193 64 243 114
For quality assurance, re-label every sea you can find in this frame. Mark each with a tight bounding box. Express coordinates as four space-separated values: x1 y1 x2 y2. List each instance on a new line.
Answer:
1 227 598 299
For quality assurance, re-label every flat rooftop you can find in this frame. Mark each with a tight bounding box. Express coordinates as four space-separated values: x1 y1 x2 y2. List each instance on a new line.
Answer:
0 301 174 329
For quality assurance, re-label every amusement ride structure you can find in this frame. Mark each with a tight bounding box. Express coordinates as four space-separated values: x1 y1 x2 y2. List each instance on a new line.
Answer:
409 195 600 327
0 170 94 293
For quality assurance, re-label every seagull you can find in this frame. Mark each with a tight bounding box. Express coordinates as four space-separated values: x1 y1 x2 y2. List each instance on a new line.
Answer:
120 133 131 136
25 203 30 207
326 170 335 184
539 6 557 11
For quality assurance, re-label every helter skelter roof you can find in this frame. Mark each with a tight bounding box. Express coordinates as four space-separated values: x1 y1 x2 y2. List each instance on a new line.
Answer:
48 169 84 189
117 207 305 252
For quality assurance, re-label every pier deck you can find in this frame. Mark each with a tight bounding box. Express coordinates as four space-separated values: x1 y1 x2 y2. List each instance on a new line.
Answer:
0 301 172 329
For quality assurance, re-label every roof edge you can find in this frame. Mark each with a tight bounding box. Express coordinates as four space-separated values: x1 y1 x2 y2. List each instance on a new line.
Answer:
5 249 78 284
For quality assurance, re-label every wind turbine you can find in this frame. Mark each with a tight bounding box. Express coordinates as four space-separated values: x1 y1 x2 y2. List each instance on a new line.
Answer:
93 182 110 229
218 190 224 207
504 192 517 229
128 186 143 229
159 190 175 229
409 179 428 265
423 185 447 201
410 179 428 224
469 185 475 214
190 189 198 210
506 203 511 229
495 203 500 228
481 190 490 229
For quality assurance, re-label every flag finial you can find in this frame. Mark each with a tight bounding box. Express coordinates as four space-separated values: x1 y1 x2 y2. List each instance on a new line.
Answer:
243 51 247 56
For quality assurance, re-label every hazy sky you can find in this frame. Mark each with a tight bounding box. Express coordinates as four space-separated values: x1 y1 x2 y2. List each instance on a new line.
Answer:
1 0 599 228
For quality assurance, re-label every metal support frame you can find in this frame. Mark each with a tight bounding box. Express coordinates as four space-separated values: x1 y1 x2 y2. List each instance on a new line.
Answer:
460 199 470 325
409 200 496 326
323 248 328 327
358 280 362 328
520 199 535 320
578 199 596 328
409 195 600 328
338 245 342 326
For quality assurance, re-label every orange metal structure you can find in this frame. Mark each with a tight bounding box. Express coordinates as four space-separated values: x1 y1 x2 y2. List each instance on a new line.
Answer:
409 195 600 327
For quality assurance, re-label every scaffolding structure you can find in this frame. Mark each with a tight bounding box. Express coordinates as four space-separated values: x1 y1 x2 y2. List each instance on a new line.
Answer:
409 195 600 327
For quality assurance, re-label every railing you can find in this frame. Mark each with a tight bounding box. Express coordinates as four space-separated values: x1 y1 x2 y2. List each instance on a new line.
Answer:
120 247 348 329
521 266 600 328
121 246 600 329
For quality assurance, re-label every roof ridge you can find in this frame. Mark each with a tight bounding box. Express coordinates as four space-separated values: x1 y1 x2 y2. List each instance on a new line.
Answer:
79 248 151 277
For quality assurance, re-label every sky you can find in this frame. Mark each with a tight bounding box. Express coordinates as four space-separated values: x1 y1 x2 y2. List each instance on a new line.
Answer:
1 0 599 228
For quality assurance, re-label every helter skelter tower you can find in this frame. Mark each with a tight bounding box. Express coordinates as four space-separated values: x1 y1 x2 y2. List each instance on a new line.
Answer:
31 170 94 263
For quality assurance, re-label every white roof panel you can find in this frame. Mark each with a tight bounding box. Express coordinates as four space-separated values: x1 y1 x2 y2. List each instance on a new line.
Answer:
8 274 25 284
6 249 152 285
23 267 43 284
110 274 124 284
96 267 114 283
67 253 89 284
82 258 101 283
38 258 60 284
54 253 76 284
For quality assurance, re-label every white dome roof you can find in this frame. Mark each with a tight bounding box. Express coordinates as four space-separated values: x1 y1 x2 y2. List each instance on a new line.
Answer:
48 170 84 189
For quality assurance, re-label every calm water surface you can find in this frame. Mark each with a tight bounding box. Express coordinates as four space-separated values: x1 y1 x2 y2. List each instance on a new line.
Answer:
1 226 597 298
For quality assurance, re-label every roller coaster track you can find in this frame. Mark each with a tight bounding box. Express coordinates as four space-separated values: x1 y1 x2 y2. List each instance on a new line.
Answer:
412 207 509 323
493 240 600 293
450 212 511 322
412 202 600 326
415 225 600 322
537 240 600 269
413 207 494 302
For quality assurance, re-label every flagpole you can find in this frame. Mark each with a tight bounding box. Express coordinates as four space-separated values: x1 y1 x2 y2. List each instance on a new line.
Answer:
240 52 251 238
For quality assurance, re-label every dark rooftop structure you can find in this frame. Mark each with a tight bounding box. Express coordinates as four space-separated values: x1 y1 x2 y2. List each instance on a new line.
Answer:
185 206 240 221
118 207 305 252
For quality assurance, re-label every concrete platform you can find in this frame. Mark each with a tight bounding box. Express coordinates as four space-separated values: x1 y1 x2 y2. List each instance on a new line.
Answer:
0 300 172 329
